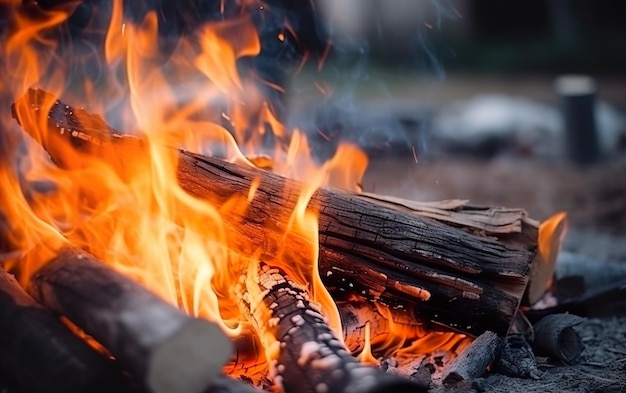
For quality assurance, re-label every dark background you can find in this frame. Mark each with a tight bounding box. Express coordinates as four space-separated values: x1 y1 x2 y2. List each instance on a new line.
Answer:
350 0 626 75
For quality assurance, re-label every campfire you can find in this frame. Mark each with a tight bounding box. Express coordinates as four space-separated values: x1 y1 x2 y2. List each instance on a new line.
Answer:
0 2 589 393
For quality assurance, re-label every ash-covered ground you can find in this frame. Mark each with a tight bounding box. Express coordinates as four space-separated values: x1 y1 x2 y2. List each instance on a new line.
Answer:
364 156 626 392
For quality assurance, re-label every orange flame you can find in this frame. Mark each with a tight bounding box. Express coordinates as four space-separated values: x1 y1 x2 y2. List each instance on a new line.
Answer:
0 0 363 342
0 0 470 385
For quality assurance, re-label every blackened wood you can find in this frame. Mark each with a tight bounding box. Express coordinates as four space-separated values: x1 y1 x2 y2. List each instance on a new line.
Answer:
12 88 537 336
0 267 139 393
177 153 534 336
235 262 423 393
442 331 501 385
338 301 392 355
381 331 471 385
494 335 540 379
531 314 585 365
26 246 233 393
227 300 427 387
382 358 432 390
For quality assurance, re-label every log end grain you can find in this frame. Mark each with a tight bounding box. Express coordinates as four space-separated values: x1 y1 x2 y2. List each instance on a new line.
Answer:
149 319 234 393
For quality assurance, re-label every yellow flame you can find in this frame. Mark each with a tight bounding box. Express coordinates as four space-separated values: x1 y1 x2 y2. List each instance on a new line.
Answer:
0 1 471 381
356 321 379 365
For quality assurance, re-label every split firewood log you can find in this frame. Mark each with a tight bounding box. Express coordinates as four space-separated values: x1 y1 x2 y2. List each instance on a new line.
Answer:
0 266 140 393
25 243 250 393
11 89 564 337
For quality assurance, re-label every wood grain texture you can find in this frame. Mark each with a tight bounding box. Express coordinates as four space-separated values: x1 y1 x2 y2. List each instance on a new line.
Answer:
12 88 538 336
179 152 533 336
235 262 422 393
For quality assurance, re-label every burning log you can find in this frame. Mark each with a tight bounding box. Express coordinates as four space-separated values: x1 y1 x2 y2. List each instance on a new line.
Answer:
381 333 471 387
227 299 435 388
174 157 548 337
0 267 139 393
25 245 237 393
12 89 552 337
339 301 394 355
235 262 422 393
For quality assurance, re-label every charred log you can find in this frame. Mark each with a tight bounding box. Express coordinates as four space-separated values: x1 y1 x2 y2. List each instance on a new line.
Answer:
531 313 585 365
228 298 436 386
12 89 543 336
26 245 235 393
442 331 501 385
0 267 139 393
494 334 540 379
235 262 422 393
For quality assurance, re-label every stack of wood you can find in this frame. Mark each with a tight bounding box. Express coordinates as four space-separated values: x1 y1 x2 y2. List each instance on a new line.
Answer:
0 89 567 393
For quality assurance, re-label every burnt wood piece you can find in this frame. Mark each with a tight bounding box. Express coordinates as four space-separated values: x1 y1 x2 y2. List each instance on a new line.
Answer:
0 267 140 393
235 262 422 393
381 329 472 385
494 334 540 379
12 88 539 336
228 300 429 384
531 314 585 365
442 330 501 385
26 246 234 393
338 301 392 355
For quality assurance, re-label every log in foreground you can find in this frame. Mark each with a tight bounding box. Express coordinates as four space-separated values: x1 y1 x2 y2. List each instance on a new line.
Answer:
12 89 542 336
0 267 139 393
26 245 235 393
236 262 423 393
228 299 433 386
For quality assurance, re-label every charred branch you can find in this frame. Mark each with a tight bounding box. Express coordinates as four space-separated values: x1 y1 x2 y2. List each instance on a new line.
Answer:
531 314 585 365
26 245 235 393
381 330 472 386
11 89 545 337
0 267 139 393
494 335 540 379
228 299 434 387
442 331 501 385
235 262 422 393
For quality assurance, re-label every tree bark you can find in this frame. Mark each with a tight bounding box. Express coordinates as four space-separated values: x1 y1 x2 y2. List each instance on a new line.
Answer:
26 245 235 393
12 88 542 337
235 262 422 393
179 152 536 337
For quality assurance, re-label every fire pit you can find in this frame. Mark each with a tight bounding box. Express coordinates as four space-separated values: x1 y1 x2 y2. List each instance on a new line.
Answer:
1 1 625 393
